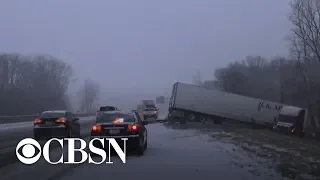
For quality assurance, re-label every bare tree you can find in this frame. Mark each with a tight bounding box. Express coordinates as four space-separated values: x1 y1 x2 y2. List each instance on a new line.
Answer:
214 56 291 102
289 0 320 132
289 0 320 63
0 53 73 115
79 79 100 113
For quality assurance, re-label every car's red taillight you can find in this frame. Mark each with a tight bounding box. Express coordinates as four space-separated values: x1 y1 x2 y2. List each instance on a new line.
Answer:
56 118 66 123
92 125 102 132
33 119 42 124
128 124 139 132
154 111 158 114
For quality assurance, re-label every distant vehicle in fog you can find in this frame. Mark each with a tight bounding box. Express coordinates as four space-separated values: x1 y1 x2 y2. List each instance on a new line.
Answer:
136 103 157 112
145 104 157 109
96 105 119 116
142 100 155 106
143 107 158 120
168 82 285 126
33 110 80 140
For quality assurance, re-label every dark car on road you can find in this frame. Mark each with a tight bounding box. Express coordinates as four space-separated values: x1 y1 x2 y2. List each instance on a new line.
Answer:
90 111 148 155
33 110 80 140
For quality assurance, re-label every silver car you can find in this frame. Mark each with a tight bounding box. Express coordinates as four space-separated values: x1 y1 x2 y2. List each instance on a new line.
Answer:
143 108 158 120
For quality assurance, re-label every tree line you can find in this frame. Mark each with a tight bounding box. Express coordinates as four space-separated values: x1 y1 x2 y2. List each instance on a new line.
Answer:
198 0 320 123
0 53 100 116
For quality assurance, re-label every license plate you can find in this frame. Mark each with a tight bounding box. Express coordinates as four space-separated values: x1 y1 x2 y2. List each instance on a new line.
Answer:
46 121 53 125
109 129 120 134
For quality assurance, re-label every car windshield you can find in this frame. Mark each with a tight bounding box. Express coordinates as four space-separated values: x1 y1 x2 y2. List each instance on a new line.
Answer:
96 113 134 123
40 112 65 118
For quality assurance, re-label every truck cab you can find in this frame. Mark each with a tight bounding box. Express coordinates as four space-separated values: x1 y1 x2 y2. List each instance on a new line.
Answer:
274 106 306 137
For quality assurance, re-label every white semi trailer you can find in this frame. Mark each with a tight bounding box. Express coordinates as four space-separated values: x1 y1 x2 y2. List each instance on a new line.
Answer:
168 82 285 126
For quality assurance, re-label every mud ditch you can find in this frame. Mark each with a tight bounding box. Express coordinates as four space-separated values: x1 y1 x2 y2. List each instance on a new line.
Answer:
164 121 320 179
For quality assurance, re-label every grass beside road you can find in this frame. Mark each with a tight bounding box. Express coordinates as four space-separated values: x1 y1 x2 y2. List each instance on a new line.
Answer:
164 121 320 180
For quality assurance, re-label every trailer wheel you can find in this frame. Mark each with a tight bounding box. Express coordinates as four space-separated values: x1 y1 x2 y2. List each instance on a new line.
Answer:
213 117 223 124
188 114 195 121
200 116 207 124
180 120 187 124
207 117 217 124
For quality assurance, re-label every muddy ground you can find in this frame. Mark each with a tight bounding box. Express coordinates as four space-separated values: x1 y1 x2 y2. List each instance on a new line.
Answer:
163 121 320 180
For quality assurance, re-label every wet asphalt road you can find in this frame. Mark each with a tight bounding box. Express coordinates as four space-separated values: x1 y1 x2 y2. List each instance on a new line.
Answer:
57 123 279 180
0 116 283 180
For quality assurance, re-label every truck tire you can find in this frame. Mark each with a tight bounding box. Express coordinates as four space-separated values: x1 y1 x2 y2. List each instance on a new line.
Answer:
213 116 223 124
180 120 187 124
168 116 178 124
200 115 207 124
188 113 196 121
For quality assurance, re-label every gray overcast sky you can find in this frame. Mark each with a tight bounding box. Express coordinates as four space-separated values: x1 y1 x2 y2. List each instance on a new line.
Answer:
0 0 292 100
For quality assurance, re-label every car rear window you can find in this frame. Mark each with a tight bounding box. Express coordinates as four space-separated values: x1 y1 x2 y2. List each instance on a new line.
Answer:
96 113 134 123
99 106 116 111
145 108 155 111
40 112 65 118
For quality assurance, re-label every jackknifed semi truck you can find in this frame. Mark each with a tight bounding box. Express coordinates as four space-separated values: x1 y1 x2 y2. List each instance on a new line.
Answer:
168 82 285 126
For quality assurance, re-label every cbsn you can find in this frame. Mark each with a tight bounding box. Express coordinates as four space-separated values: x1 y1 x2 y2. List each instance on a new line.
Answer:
49 138 128 164
16 138 128 165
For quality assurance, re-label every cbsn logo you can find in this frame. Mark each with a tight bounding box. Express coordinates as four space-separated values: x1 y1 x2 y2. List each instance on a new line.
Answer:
16 138 127 165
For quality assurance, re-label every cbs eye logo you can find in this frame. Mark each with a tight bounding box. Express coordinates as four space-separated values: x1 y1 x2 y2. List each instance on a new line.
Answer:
16 138 42 164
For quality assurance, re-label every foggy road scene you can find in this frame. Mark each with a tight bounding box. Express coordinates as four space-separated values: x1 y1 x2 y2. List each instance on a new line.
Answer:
0 123 284 180
1 0 320 179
